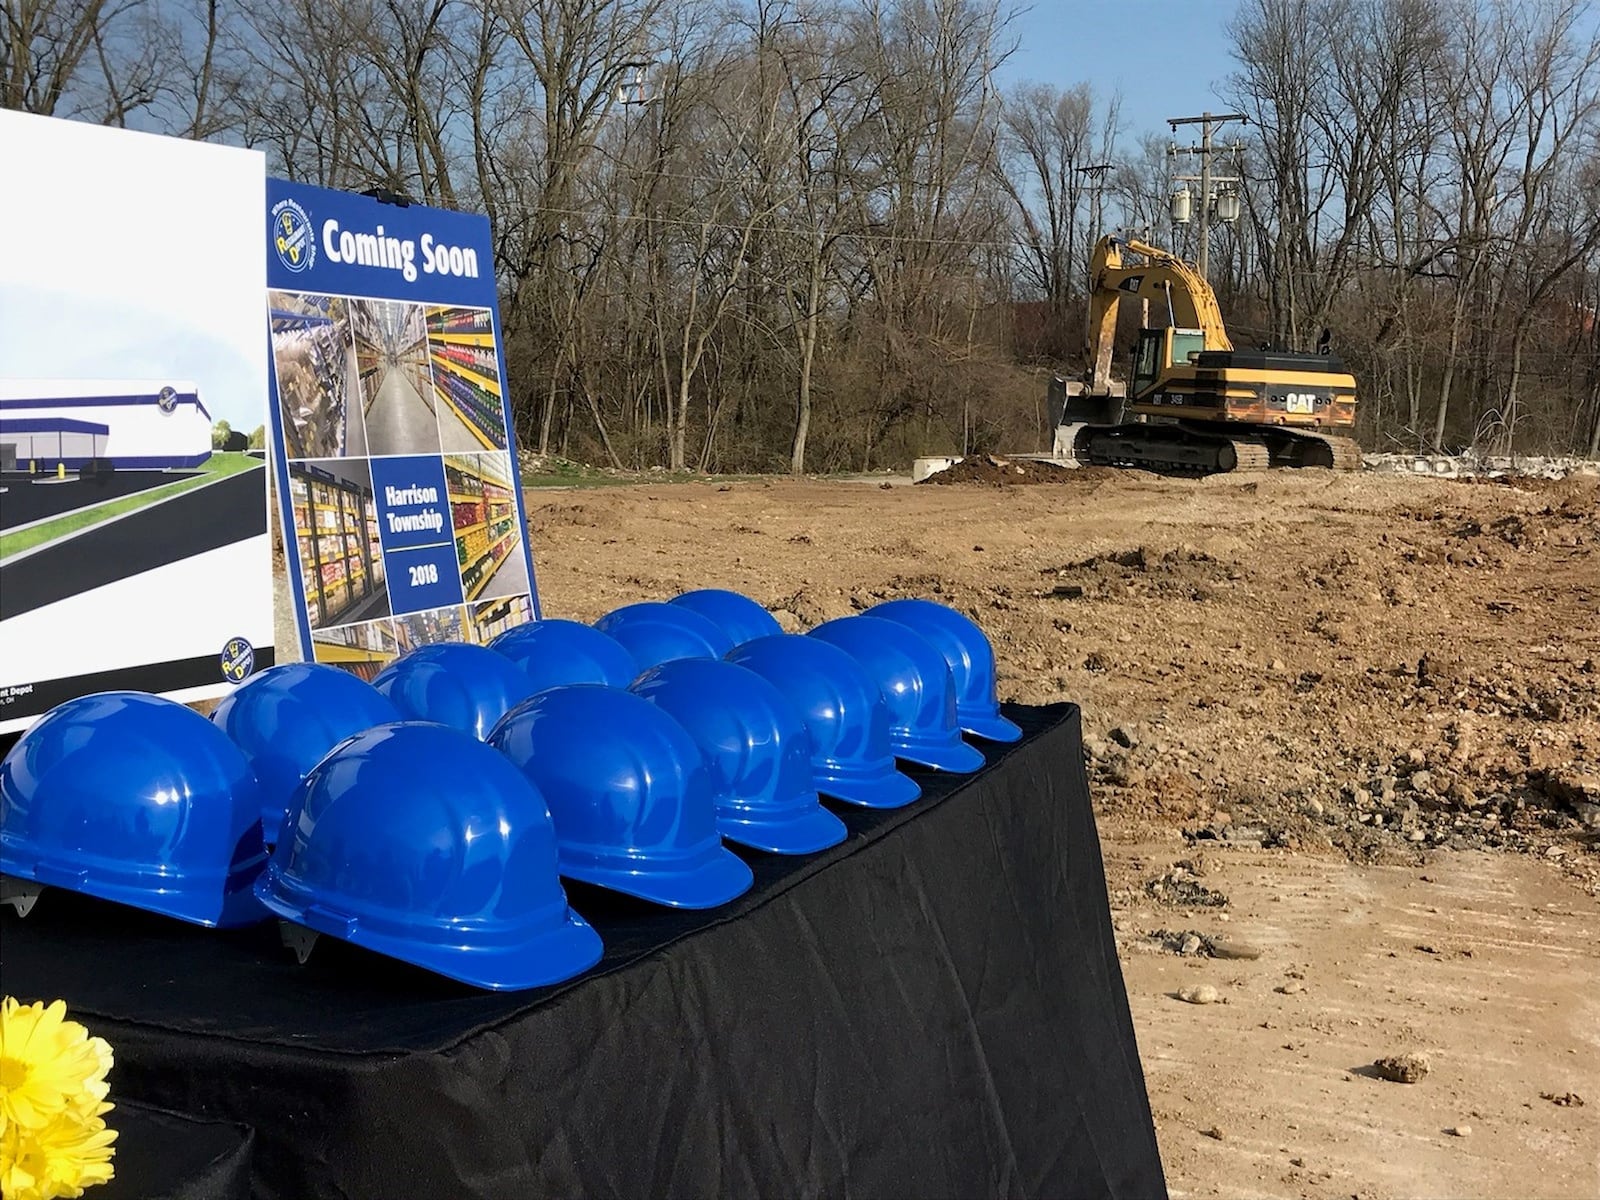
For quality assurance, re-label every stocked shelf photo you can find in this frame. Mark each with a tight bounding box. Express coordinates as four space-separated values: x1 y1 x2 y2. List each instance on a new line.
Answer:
270 292 366 460
392 605 465 654
427 305 509 452
310 617 401 681
444 452 529 604
469 594 534 644
350 298 439 457
289 459 389 631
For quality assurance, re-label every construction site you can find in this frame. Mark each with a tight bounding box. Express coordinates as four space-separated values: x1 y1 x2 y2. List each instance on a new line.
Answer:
12 3 1600 1191
489 458 1598 1200
261 211 1598 1198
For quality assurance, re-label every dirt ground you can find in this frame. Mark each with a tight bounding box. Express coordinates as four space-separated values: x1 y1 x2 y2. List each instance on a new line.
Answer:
519 465 1599 1199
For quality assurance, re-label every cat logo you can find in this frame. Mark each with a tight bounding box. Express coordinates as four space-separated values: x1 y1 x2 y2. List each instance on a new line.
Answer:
1118 275 1144 293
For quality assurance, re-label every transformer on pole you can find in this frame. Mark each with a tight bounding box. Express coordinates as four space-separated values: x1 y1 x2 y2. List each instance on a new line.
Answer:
1167 111 1247 280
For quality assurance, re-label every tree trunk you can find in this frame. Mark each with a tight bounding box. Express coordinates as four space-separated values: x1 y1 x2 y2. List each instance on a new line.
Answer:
1433 278 1472 450
583 389 623 469
1500 323 1528 456
791 329 815 476
538 373 558 456
791 276 822 474
672 367 689 472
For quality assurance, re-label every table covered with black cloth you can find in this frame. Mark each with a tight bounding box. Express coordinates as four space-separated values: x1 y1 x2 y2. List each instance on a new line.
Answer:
2 703 1165 1200
95 1100 254 1200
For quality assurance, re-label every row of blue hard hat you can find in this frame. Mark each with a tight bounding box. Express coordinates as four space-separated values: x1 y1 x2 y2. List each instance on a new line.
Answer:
0 592 1021 992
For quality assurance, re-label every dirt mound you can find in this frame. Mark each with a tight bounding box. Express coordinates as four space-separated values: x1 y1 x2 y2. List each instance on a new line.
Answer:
919 455 1118 486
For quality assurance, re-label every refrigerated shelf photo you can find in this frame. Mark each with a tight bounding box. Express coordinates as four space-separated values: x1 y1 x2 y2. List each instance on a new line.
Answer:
290 461 390 630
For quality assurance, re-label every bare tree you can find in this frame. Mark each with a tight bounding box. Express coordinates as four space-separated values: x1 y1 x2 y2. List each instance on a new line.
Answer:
754 0 872 472
996 81 1117 356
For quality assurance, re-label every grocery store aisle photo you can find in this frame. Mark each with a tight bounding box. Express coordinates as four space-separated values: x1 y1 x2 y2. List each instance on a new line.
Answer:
393 605 464 651
446 452 529 604
270 293 367 460
288 458 389 630
310 616 400 680
469 595 534 643
428 306 509 452
353 299 439 457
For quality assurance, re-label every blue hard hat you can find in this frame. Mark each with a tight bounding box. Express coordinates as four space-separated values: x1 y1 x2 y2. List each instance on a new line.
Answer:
488 685 753 908
0 692 268 927
210 663 402 843
808 616 985 774
668 589 782 648
254 722 601 991
630 658 846 855
724 636 920 809
864 598 1023 743
593 602 735 672
489 618 639 691
372 642 538 740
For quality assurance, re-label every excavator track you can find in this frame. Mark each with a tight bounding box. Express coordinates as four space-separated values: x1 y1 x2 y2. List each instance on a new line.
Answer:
1072 423 1360 476
1225 439 1273 472
1075 424 1273 475
1247 426 1363 470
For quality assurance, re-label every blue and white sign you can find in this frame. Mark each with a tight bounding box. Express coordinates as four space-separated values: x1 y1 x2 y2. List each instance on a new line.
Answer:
368 456 465 613
265 180 540 678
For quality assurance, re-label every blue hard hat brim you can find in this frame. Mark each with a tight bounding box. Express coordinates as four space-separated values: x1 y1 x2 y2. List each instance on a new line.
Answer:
890 732 988 774
717 798 848 855
959 709 1025 743
252 877 605 991
6 851 271 929
559 843 754 909
815 765 921 809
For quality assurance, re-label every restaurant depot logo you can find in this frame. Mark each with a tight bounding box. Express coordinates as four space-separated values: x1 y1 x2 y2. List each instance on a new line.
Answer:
272 198 314 274
220 637 255 683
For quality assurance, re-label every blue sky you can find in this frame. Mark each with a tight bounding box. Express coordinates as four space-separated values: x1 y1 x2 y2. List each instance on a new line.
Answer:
997 2 1241 143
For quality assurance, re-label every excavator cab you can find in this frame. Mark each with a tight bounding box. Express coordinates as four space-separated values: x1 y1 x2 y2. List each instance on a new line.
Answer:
1130 327 1206 400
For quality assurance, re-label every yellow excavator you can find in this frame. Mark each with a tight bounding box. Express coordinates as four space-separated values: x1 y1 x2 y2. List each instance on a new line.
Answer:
1050 235 1362 473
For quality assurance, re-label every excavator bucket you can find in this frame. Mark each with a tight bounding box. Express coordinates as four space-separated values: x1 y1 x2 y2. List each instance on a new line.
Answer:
1051 375 1126 426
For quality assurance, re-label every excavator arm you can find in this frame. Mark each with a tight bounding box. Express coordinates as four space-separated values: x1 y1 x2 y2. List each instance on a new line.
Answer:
1081 236 1232 393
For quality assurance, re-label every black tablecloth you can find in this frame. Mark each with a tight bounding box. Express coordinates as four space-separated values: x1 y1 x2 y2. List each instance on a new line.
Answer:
96 1100 254 1200
3 703 1165 1200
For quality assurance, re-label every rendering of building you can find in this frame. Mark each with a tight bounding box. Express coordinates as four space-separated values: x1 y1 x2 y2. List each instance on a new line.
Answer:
0 379 212 472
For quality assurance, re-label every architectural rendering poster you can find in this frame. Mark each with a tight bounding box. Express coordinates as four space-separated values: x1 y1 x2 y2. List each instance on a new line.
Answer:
265 180 540 680
0 111 274 735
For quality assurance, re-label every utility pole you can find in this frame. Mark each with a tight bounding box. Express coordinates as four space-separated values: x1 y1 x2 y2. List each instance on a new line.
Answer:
1077 162 1114 248
1076 162 1114 349
1167 111 1247 280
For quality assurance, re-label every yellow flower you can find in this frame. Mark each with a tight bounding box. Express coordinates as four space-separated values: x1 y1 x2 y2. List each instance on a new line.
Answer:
0 1000 114 1135
0 1110 117 1200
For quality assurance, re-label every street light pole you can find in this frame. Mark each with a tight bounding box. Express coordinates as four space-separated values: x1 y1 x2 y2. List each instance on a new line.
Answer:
1167 111 1247 280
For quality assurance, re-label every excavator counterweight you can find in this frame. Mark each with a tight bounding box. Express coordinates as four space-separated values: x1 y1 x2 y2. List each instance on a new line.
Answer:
1053 235 1361 474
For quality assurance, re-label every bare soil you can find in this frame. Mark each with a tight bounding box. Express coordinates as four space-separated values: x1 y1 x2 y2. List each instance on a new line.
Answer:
521 466 1600 1198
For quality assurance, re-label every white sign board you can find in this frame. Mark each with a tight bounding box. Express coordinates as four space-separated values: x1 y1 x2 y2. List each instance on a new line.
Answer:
0 111 274 734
